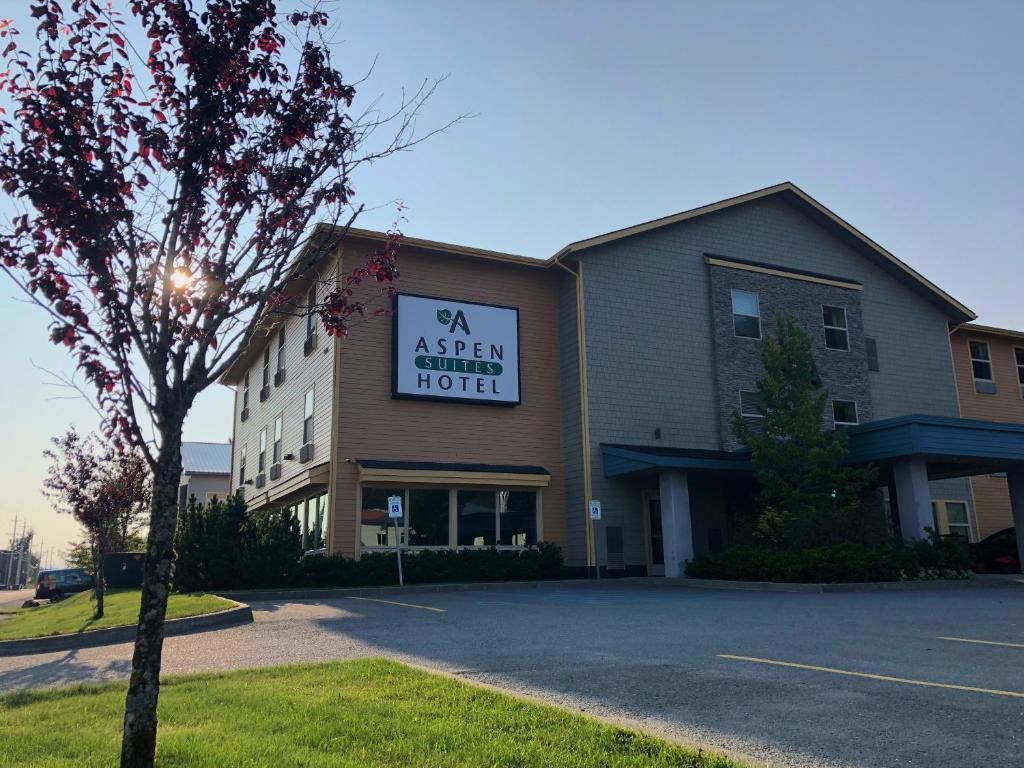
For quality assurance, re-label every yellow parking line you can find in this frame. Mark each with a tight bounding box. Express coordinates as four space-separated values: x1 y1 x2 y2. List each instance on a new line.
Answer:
718 654 1024 699
938 636 1024 649
346 596 446 613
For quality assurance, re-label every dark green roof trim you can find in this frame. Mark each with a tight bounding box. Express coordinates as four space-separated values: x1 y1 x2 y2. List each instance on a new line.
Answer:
357 459 550 475
846 414 1024 465
601 444 752 478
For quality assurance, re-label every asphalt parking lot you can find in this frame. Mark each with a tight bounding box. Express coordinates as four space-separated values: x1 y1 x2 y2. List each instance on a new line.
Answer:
1 582 1022 767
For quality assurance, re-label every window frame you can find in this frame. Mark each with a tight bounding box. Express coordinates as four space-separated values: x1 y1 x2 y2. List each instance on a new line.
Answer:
239 446 246 485
242 372 249 409
261 347 271 388
1013 346 1024 394
931 499 972 542
258 427 267 472
739 389 765 419
303 386 314 445
272 414 283 465
306 284 317 340
730 289 762 340
969 339 994 383
822 304 850 352
276 327 286 375
831 399 859 427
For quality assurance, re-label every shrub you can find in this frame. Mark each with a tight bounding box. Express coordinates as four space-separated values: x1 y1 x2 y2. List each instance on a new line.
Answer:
685 533 971 583
174 492 565 591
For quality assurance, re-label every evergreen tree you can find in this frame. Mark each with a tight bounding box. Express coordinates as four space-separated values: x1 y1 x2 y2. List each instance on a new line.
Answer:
733 314 879 549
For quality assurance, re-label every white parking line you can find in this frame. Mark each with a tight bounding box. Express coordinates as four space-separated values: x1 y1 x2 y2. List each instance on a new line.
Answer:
345 596 446 613
938 636 1024 649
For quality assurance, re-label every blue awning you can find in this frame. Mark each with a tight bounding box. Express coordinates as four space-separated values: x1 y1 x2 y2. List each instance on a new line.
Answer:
602 415 1024 480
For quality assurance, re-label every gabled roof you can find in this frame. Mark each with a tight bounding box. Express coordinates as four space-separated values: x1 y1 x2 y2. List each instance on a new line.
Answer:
552 182 975 324
181 442 232 476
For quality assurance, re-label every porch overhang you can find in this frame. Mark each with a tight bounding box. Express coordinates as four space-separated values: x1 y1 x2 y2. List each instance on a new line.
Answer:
846 414 1024 479
601 444 752 478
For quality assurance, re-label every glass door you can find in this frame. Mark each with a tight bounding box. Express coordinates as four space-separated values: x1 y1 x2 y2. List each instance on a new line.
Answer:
646 495 665 576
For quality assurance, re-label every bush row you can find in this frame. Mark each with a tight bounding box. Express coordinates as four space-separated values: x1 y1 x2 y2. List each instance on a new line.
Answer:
174 494 564 592
685 535 973 583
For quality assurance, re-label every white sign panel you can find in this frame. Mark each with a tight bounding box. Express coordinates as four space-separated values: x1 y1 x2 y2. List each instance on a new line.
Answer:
393 293 521 405
589 500 602 521
387 495 403 519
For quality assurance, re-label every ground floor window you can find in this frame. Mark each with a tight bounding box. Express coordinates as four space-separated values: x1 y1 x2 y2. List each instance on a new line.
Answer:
360 485 540 551
286 491 329 552
932 499 971 540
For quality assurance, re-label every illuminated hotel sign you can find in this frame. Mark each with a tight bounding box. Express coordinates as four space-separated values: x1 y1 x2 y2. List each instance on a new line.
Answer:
392 293 521 405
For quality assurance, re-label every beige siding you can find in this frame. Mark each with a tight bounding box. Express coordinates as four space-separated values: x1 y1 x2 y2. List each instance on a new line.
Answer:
230 259 338 508
951 328 1024 537
331 239 566 558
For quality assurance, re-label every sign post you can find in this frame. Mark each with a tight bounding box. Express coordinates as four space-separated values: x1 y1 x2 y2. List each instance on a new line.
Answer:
387 495 404 587
588 500 602 580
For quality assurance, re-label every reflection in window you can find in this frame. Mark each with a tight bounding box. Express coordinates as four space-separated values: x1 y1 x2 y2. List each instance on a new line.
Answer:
731 289 761 339
360 487 404 547
822 305 849 351
408 489 449 546
457 490 497 546
499 490 537 546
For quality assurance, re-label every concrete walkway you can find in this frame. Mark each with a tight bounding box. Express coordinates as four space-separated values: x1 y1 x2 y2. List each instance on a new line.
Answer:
1 582 1022 767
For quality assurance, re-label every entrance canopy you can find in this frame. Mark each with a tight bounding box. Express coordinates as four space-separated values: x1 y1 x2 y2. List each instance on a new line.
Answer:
602 415 1024 481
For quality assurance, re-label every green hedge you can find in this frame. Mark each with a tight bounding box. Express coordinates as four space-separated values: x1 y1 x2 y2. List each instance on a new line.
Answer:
174 493 564 591
685 535 972 583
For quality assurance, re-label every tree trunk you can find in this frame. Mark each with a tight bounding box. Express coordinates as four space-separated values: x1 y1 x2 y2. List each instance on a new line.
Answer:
119 428 183 768
94 549 105 619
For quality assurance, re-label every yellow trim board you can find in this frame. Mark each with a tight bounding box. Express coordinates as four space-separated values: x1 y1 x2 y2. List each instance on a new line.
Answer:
718 654 1024 698
704 256 862 291
357 467 550 487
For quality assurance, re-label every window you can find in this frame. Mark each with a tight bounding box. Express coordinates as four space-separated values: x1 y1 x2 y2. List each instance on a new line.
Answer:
739 390 764 418
297 492 329 551
303 388 314 445
499 491 537 546
832 399 858 427
408 489 450 546
822 305 849 351
242 372 250 409
1015 347 1024 393
731 289 761 339
306 285 317 340
261 347 270 388
258 428 267 472
865 337 879 372
932 500 971 540
458 490 497 546
360 487 404 547
969 340 993 381
239 446 246 485
276 327 285 376
272 415 282 464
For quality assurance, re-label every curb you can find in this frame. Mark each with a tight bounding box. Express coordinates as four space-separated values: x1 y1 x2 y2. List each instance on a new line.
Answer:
0 600 253 658
217 573 1023 602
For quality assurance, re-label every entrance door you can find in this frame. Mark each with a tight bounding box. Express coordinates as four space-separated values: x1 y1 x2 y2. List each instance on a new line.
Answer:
645 494 665 576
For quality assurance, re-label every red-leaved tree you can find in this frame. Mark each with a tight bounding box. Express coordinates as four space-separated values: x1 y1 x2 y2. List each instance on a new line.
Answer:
43 427 150 617
0 2 452 765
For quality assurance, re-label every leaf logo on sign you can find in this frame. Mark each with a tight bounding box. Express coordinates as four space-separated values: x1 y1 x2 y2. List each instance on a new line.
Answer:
436 308 452 326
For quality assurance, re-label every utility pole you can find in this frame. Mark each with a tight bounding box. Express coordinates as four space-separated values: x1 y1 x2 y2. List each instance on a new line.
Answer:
14 521 27 588
4 512 17 589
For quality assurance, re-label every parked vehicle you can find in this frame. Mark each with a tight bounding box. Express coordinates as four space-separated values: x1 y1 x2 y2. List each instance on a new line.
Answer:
970 528 1020 574
35 568 93 600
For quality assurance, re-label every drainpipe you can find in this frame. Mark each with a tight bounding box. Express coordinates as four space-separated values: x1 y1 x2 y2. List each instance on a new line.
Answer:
553 255 597 575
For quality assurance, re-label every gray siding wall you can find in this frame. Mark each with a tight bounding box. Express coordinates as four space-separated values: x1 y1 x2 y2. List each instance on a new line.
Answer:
230 263 337 508
557 269 588 567
180 473 231 505
576 195 967 567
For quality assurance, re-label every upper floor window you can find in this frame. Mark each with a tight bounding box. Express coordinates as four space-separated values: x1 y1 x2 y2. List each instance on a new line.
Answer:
822 306 849 351
258 428 267 472
276 328 285 376
832 399 858 427
739 390 765 418
865 337 879 372
242 372 250 409
261 347 271 388
239 446 246 485
731 289 761 339
273 415 283 464
969 340 993 382
1014 347 1024 393
306 285 317 340
303 387 314 445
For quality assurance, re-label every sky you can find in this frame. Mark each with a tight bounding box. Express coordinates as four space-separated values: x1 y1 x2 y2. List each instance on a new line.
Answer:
1 0 1021 564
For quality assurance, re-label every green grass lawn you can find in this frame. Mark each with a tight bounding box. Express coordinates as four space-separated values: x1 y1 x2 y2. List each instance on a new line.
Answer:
0 589 232 641
0 659 740 767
